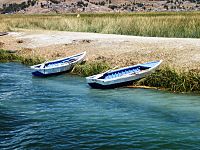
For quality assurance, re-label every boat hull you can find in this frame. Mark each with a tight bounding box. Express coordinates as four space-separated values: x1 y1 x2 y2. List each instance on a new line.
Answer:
86 60 162 89
31 51 86 77
87 72 146 89
32 64 73 77
88 80 134 89
32 68 73 77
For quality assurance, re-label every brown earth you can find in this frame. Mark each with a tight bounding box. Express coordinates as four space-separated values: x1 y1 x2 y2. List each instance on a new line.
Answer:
0 30 200 71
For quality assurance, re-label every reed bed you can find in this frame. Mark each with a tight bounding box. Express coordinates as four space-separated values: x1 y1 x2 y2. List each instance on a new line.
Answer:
1 49 200 93
136 67 200 93
0 49 20 62
73 61 200 93
0 49 43 65
0 12 200 38
72 61 110 76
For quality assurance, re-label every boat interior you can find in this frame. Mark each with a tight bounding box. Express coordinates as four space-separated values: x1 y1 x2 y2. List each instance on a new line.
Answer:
34 57 78 68
45 58 76 68
99 65 151 80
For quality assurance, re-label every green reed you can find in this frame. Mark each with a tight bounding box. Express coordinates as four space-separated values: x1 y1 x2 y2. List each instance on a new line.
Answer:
0 12 200 38
0 49 44 65
1 49 200 93
72 61 110 77
0 49 20 62
137 67 200 93
20 57 44 66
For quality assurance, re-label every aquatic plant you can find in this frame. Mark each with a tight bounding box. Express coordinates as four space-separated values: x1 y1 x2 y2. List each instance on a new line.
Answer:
0 49 20 62
1 49 200 93
136 67 200 93
20 57 43 66
72 61 111 76
0 49 43 65
0 12 200 38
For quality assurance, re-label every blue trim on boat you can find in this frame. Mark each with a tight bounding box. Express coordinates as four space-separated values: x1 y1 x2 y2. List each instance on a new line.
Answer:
87 60 163 89
88 80 134 89
45 53 82 66
32 71 45 77
99 66 148 80
33 53 83 69
46 58 76 67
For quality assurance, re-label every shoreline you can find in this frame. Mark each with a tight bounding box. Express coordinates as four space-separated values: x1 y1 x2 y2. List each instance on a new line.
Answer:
1 30 200 70
0 30 200 93
0 49 200 94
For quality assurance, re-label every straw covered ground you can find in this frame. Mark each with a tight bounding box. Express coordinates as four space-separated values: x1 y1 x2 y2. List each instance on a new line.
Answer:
1 29 200 93
0 30 200 71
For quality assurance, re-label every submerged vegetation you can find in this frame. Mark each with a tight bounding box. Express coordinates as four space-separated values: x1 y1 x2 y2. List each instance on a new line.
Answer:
0 12 200 38
0 49 43 65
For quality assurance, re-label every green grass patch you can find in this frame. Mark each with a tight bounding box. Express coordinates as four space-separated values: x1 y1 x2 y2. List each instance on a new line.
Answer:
1 49 200 93
73 61 200 93
136 67 200 93
0 49 21 62
72 61 111 77
0 49 44 65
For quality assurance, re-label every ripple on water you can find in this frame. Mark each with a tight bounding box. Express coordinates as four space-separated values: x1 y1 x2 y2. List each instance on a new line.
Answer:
1 63 200 149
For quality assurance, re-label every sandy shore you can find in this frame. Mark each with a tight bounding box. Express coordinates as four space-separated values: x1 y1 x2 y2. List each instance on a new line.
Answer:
0 30 200 70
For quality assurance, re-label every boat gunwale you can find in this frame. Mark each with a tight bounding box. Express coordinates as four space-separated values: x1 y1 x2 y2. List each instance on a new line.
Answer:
86 60 163 83
31 51 86 70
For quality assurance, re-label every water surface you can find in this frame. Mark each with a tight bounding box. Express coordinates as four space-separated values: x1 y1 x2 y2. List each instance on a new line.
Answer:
1 63 200 149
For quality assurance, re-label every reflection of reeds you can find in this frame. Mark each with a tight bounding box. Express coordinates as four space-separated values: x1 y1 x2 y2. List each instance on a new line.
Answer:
72 61 110 76
0 12 200 38
137 67 200 93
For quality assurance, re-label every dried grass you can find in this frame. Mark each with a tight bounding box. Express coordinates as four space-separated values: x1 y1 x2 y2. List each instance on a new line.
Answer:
0 12 200 38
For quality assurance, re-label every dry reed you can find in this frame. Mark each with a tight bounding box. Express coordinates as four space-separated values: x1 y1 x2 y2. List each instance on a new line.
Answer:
0 12 199 38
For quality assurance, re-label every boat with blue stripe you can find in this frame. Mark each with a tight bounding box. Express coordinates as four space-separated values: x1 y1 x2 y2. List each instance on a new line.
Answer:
86 60 163 89
31 51 86 77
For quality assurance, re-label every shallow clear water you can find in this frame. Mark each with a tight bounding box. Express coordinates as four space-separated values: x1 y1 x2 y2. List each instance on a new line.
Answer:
1 63 200 149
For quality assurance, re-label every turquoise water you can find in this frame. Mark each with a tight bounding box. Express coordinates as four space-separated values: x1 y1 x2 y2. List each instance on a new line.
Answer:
1 63 200 149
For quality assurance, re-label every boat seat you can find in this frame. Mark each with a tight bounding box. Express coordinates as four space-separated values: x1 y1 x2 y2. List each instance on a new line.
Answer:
116 72 120 77
136 68 140 72
105 75 111 79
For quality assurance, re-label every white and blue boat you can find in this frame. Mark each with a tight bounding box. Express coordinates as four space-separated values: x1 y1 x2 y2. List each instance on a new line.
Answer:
86 60 163 89
31 51 86 77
